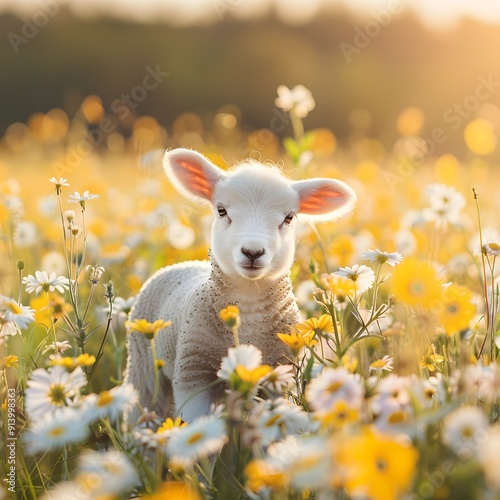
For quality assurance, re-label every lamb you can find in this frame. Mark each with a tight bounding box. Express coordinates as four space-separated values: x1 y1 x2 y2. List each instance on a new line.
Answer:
124 148 356 423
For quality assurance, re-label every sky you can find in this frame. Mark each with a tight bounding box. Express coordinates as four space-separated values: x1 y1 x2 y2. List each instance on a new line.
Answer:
1 0 500 27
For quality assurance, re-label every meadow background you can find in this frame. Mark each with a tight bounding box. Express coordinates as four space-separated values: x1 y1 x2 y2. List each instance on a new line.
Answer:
2 0 500 499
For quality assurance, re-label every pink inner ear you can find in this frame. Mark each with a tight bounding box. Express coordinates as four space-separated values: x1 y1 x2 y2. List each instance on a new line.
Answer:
299 185 344 214
178 159 213 198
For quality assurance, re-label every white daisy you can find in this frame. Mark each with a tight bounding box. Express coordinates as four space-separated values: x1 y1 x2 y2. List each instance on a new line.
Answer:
166 220 196 250
369 355 394 374
0 296 35 329
288 436 333 490
165 415 227 468
443 406 489 460
0 320 19 338
25 365 86 419
23 407 89 454
423 184 466 228
261 364 295 394
275 84 316 118
48 177 70 196
334 264 375 293
22 270 70 295
13 220 37 248
362 249 403 267
217 344 263 381
68 190 99 203
40 481 92 500
305 367 364 415
41 251 67 277
425 183 465 212
250 398 311 446
42 340 72 355
82 383 138 422
76 450 139 495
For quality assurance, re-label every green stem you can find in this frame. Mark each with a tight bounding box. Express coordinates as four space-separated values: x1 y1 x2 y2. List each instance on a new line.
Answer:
150 338 160 409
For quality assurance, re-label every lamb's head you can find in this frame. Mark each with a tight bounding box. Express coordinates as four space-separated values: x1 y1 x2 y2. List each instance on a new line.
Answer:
163 148 356 283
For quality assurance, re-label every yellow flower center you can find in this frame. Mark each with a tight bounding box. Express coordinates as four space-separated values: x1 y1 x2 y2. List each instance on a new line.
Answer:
49 426 65 437
7 301 22 315
327 381 343 393
97 391 114 407
461 426 473 438
387 411 407 424
48 384 67 405
265 414 282 427
187 432 205 445
376 457 389 472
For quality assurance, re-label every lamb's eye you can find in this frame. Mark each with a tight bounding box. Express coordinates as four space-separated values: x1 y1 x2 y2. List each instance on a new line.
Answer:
283 213 295 225
217 206 227 217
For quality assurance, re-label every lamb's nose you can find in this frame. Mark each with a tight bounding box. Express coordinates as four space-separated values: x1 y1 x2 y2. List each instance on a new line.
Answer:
241 247 265 260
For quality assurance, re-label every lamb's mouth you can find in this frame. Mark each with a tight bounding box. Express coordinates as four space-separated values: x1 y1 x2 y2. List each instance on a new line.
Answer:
239 263 267 279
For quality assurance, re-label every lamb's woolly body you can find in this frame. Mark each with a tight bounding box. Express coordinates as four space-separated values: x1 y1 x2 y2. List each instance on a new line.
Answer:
126 257 300 421
125 148 357 423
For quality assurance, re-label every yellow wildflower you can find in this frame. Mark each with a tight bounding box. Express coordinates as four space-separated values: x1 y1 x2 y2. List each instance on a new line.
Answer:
336 426 419 500
0 355 18 369
421 344 445 372
235 364 272 385
245 459 286 493
321 399 359 429
50 353 96 370
125 318 171 340
219 305 240 328
277 331 316 353
321 274 357 303
143 482 201 500
392 257 441 307
294 314 334 337
437 284 475 335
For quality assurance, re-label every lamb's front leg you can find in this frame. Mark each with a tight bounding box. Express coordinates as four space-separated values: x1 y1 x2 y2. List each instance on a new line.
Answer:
172 348 221 422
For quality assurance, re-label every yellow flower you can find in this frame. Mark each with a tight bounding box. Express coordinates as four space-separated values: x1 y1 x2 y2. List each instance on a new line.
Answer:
245 459 286 493
277 331 316 353
329 234 355 267
421 344 445 372
341 354 358 373
437 284 475 335
49 353 96 370
321 399 359 429
235 364 272 385
155 359 165 369
160 416 187 432
0 355 18 369
143 482 201 500
336 427 419 500
392 257 441 307
295 314 334 337
125 318 171 340
219 305 240 328
321 274 357 302
30 293 73 327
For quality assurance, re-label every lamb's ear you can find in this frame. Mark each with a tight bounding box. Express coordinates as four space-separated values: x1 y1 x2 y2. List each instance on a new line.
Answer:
163 148 226 204
292 178 357 222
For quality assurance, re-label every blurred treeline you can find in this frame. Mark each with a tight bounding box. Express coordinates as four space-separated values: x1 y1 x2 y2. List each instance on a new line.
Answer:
1 6 500 154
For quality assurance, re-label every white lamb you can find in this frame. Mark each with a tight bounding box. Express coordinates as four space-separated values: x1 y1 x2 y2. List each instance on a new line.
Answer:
125 148 356 423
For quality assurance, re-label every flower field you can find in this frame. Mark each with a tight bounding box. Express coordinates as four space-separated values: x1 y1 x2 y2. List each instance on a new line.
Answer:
2 87 500 499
